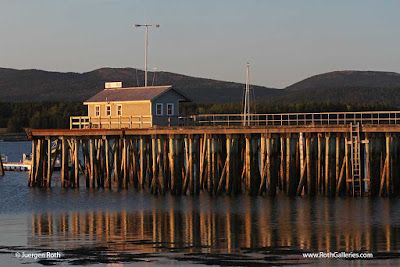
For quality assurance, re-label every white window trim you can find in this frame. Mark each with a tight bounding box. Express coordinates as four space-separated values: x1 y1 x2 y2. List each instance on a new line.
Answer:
167 103 174 116
95 105 100 117
106 105 111 116
156 103 163 116
117 105 122 116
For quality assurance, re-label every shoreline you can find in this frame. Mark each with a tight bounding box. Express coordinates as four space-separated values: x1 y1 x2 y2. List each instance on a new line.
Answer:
0 135 28 142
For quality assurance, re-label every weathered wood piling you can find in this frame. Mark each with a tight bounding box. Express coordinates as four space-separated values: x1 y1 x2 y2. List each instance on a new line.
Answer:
0 152 4 176
26 124 400 197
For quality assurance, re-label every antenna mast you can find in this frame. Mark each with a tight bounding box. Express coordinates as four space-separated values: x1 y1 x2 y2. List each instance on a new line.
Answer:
243 62 250 126
133 24 160 87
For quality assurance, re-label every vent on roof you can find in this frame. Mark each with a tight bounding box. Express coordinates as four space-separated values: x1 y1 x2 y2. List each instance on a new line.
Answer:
105 82 123 89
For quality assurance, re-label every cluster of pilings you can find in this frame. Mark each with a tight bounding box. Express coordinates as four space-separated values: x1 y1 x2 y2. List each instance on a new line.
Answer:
27 130 400 197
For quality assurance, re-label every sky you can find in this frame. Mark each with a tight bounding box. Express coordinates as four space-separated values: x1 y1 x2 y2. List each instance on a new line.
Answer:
0 0 400 88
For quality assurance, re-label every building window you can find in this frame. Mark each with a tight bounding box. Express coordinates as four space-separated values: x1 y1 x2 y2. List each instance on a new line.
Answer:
117 105 122 116
167 103 174 116
95 105 100 117
156 103 163 116
106 105 111 116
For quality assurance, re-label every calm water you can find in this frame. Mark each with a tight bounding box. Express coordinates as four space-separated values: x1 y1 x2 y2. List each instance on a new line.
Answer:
1 141 400 266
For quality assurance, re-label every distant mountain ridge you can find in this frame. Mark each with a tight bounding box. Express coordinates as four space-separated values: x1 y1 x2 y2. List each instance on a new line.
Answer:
2 68 400 107
0 67 278 103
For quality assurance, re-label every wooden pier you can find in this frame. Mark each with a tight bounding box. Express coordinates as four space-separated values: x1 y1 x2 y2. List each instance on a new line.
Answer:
27 118 400 197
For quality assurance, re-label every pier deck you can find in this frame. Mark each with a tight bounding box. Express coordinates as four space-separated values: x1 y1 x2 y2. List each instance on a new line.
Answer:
3 162 31 171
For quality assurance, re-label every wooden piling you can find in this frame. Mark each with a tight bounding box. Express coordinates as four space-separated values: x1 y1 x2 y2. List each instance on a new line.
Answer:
268 135 278 196
169 135 177 194
74 138 79 187
369 134 380 196
306 134 317 196
139 136 146 188
151 136 157 194
105 138 111 188
325 134 329 196
212 136 219 194
199 134 206 190
38 139 46 186
46 138 51 187
286 135 298 196
28 140 36 185
259 134 266 195
61 137 68 187
365 134 371 194
280 136 285 193
225 135 232 195
175 136 183 195
325 134 336 197
386 134 392 196
90 138 95 188
82 140 90 188
113 139 120 188
207 135 212 194
188 136 194 195
158 138 165 194
393 135 400 195
193 136 200 195
0 152 3 177
335 135 340 190
296 133 306 196
123 137 128 189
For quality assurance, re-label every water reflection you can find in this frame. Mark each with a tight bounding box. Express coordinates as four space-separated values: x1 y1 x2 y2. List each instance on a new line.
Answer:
28 197 400 255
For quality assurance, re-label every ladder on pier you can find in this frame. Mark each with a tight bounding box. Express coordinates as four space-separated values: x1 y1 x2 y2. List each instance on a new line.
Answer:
348 123 362 196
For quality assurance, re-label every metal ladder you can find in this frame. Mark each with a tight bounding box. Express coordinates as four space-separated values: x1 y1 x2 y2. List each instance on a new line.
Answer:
349 123 362 196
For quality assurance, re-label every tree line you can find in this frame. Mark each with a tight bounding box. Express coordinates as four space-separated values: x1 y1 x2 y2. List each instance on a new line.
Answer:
180 101 395 115
0 100 395 133
0 102 86 133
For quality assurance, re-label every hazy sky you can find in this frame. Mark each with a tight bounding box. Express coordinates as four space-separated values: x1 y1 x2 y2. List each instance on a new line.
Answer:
1 0 399 88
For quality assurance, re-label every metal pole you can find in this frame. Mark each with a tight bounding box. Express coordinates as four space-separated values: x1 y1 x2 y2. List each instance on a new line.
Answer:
145 26 148 87
246 63 250 125
133 24 159 88
243 62 250 126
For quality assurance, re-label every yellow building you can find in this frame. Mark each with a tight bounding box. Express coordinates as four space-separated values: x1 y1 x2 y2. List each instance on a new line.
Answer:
70 84 191 129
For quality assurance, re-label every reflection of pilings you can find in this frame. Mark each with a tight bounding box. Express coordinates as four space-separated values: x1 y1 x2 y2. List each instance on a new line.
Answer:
27 132 400 197
29 197 400 253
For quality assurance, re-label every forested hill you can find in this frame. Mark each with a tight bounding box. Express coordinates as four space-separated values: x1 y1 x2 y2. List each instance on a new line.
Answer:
2 67 400 107
0 67 278 103
264 70 400 107
285 71 400 91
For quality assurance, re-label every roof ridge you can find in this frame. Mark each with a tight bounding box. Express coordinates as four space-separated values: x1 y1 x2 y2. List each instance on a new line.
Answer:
104 85 172 91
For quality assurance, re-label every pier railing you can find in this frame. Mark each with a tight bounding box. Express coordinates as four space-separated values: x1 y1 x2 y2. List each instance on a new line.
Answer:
70 115 153 129
71 111 400 129
179 111 400 126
